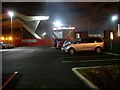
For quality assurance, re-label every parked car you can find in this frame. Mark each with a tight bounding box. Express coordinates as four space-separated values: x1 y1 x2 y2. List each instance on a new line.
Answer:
61 37 104 54
62 40 73 48
54 39 66 49
0 42 14 49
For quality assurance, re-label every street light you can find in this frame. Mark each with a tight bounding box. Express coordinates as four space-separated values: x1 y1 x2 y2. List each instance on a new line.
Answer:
53 20 62 27
111 15 118 21
8 11 14 44
111 15 118 30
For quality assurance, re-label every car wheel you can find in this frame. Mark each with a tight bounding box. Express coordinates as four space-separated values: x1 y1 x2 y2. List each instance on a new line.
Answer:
68 48 75 54
95 47 102 54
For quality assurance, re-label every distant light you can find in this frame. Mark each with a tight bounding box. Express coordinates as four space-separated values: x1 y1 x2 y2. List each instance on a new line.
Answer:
15 71 18 74
42 32 47 37
63 27 75 30
8 37 13 40
76 33 80 38
32 16 49 21
5 38 8 40
53 27 75 30
110 32 114 40
112 15 118 21
1 37 5 40
53 21 62 27
8 11 14 17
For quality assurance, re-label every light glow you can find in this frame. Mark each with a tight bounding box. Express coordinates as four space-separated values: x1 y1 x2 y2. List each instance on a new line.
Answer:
76 33 80 38
5 38 8 40
53 27 75 30
15 71 18 74
31 16 49 21
112 15 118 21
1 37 5 40
8 37 13 40
53 21 62 27
110 32 114 40
8 11 14 17
42 32 47 37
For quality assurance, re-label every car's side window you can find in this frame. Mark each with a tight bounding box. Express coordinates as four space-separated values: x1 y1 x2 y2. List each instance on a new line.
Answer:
81 38 88 43
75 41 80 44
94 38 103 42
87 38 94 43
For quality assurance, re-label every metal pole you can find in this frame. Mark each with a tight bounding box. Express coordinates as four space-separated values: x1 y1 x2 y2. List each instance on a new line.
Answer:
111 40 113 50
88 20 90 36
11 16 12 44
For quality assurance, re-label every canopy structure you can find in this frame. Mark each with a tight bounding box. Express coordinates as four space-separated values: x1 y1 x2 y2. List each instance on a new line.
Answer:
1 11 49 39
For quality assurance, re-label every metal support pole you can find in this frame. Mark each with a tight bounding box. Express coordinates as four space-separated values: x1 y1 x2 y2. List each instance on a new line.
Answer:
11 16 13 44
111 40 113 50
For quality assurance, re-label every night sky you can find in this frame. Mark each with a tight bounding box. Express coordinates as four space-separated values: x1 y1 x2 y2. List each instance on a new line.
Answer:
2 2 119 34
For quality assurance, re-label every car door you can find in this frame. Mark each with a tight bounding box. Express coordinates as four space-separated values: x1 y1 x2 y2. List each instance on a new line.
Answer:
74 38 88 51
84 38 95 50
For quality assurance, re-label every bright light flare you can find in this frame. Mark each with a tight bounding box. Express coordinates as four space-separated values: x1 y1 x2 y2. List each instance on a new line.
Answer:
1 37 5 40
53 21 62 27
32 16 49 20
15 71 18 74
8 11 14 17
110 32 114 40
9 37 13 40
111 15 118 21
5 38 8 40
42 32 47 37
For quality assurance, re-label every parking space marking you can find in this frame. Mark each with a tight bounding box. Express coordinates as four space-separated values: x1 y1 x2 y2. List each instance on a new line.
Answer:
59 55 110 59
61 59 119 63
103 52 120 56
29 50 35 53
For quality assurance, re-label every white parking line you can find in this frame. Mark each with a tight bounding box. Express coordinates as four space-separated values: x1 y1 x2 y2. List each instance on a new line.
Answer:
103 52 120 56
29 50 35 53
0 49 23 52
60 55 110 59
61 59 119 63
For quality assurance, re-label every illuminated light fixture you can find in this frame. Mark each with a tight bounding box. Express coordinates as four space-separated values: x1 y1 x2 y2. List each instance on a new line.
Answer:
1 37 5 40
5 38 8 40
8 11 14 17
15 71 18 74
76 33 80 38
111 15 118 21
110 32 114 40
53 27 75 30
53 21 62 27
31 16 49 21
63 27 75 30
8 37 13 40
42 32 47 37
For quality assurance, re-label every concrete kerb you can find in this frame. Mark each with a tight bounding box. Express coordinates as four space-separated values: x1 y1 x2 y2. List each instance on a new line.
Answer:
72 67 100 90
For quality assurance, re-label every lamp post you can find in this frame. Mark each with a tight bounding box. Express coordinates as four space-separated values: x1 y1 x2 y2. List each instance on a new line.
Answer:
8 11 14 44
111 15 118 30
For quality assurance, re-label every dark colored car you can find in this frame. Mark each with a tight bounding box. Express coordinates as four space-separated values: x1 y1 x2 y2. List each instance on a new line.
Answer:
53 39 66 49
0 42 14 49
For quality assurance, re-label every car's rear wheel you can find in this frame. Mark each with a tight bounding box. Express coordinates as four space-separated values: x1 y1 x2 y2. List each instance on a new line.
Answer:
68 48 75 54
95 47 102 54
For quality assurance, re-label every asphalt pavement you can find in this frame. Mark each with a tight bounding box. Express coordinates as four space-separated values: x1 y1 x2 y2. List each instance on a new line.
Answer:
2 47 120 89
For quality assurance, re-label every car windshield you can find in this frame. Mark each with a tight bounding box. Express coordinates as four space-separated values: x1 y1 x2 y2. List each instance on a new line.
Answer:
70 38 81 44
